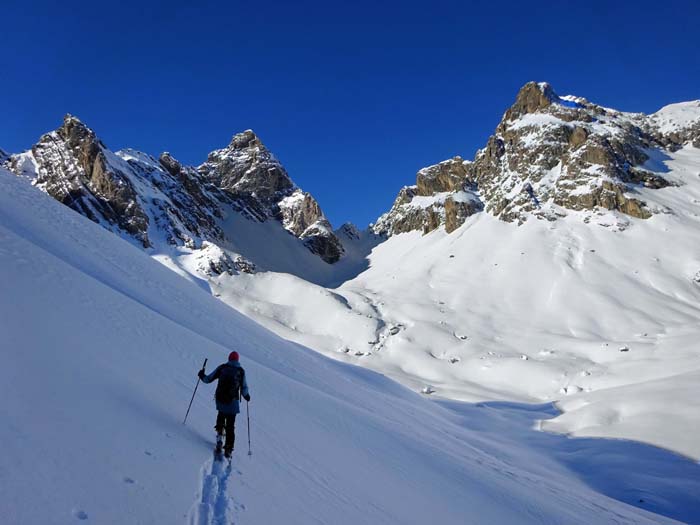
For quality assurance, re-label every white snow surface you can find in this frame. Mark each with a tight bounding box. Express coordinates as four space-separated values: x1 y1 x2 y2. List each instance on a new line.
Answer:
3 167 700 524
409 190 480 209
650 101 700 134
201 145 700 462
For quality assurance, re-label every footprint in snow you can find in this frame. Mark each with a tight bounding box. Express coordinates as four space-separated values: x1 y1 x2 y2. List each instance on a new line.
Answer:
72 509 88 520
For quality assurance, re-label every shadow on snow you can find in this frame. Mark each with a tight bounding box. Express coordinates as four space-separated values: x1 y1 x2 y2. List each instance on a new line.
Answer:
439 400 700 525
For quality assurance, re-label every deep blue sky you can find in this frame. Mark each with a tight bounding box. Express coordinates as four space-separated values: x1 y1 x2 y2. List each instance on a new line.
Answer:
2 1 698 227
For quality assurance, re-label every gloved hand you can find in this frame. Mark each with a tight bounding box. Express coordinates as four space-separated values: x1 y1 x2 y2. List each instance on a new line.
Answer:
244 394 251 402
198 369 205 380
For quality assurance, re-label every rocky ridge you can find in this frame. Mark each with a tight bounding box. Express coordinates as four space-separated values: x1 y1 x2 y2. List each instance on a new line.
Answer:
374 82 700 235
4 116 344 271
197 129 344 262
5 85 699 270
7 116 153 246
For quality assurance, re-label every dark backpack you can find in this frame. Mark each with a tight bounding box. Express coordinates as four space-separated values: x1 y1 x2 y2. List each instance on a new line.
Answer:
215 365 245 404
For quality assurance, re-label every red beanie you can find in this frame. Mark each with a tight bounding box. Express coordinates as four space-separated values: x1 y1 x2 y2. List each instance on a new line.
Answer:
229 351 240 361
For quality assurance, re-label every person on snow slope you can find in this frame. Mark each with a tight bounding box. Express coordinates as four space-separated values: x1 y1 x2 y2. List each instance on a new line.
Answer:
198 351 250 458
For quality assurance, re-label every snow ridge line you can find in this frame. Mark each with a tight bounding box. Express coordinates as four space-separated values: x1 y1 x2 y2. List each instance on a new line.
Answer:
190 458 236 525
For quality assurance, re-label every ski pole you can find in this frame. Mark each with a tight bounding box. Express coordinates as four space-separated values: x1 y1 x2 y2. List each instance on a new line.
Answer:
246 400 252 456
183 358 207 425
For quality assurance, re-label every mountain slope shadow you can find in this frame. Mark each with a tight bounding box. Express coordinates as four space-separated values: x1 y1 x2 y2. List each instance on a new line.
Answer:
438 400 700 525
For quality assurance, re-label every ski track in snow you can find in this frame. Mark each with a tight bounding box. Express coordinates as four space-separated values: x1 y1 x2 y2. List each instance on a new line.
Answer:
191 457 240 525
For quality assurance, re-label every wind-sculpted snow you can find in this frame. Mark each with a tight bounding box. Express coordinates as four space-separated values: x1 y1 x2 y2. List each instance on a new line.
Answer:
4 168 696 524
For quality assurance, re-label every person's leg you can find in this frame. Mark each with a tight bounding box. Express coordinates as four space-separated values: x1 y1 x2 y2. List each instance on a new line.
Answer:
215 412 226 435
224 414 236 452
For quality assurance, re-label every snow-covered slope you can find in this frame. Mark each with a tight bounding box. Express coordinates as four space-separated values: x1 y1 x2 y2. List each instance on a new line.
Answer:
649 100 700 139
5 168 700 524
192 86 700 462
208 144 700 461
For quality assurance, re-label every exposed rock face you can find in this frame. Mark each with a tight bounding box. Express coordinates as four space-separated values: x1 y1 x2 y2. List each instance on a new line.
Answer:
373 157 482 236
376 82 699 236
199 130 294 203
278 190 344 263
504 81 559 120
198 130 343 263
298 220 345 263
416 157 471 195
7 115 151 246
336 222 361 241
278 190 325 237
4 115 231 250
118 149 225 248
470 82 672 223
6 85 698 260
4 118 344 266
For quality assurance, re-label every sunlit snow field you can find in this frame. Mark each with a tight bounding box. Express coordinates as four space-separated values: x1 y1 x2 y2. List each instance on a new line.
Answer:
192 145 700 462
1 147 700 525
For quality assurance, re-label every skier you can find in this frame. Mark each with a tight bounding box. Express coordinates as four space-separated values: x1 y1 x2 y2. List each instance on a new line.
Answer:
198 351 251 459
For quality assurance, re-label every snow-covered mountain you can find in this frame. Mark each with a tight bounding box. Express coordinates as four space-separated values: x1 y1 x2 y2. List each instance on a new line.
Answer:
4 82 700 466
4 82 700 524
375 82 700 234
179 84 700 461
5 115 345 272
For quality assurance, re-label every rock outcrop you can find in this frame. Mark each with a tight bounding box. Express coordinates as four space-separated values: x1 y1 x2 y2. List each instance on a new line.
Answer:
4 118 344 267
197 130 344 263
5 85 698 259
6 115 152 246
118 149 225 248
373 157 482 236
375 82 699 236
278 190 344 263
471 81 670 223
199 130 293 206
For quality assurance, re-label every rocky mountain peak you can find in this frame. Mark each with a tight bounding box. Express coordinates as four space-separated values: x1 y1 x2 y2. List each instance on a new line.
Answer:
197 130 344 263
505 81 558 120
5 117 344 266
199 129 295 203
229 129 263 150
472 82 676 223
58 114 97 144
376 82 698 236
5 114 152 246
336 222 361 241
158 151 183 176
